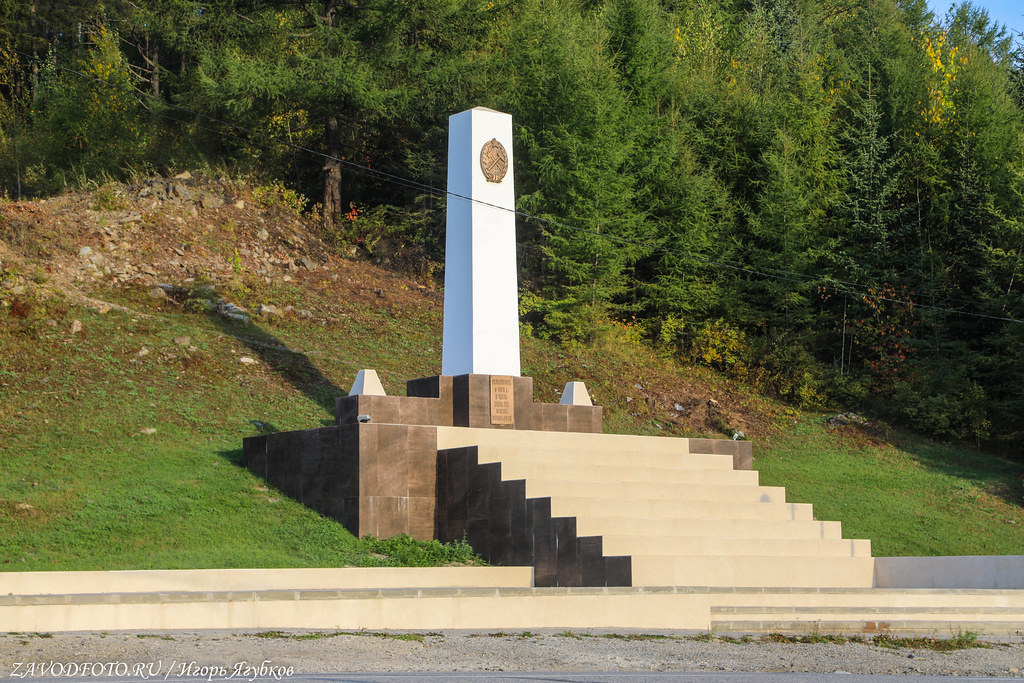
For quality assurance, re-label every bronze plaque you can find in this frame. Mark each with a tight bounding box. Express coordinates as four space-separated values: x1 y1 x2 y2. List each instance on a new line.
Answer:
480 138 508 183
490 375 515 425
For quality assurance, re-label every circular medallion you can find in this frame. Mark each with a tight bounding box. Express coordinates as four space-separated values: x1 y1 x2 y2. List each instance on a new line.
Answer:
480 138 508 183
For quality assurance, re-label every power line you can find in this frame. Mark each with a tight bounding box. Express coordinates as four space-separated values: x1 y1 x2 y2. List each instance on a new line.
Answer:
9 47 1024 326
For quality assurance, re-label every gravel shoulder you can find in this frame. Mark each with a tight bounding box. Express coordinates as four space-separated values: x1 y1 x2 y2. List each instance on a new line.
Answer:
1 630 1022 678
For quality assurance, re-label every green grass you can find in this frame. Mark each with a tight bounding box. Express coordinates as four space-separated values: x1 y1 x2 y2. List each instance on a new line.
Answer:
0 289 473 570
755 417 1024 556
251 630 437 642
869 632 988 651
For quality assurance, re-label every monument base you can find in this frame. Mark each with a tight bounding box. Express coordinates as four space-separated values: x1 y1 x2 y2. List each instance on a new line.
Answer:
243 374 604 542
242 374 753 586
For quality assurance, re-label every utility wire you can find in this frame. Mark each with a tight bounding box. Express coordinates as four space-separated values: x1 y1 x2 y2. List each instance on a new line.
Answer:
10 47 1024 326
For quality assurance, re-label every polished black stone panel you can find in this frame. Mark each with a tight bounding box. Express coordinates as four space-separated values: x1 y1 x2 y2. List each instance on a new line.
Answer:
242 434 268 479
528 497 557 587
554 517 581 587
242 426 359 533
435 446 632 587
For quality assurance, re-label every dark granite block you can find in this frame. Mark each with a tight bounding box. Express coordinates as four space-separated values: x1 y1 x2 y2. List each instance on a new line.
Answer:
424 399 445 427
541 403 569 432
335 395 359 425
337 425 360 498
507 479 530 562
452 375 470 427
567 405 595 434
406 426 438 498
470 375 494 428
357 424 379 498
281 429 314 498
298 428 326 502
376 426 409 498
528 498 556 586
242 435 267 478
590 406 604 434
374 496 410 539
360 395 401 425
399 398 428 428
688 438 753 470
605 556 632 587
265 431 295 497
334 496 359 532
578 536 606 586
434 451 449 542
488 477 513 566
513 377 537 430
406 376 441 398
441 447 471 542
467 462 498 528
733 440 753 470
359 496 376 538
554 517 581 587
408 496 435 540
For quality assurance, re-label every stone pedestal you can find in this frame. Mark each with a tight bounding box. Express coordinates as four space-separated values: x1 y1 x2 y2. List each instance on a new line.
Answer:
244 374 603 542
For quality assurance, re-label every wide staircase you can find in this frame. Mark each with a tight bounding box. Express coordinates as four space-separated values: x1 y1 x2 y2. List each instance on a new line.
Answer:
436 427 875 589
436 427 1024 635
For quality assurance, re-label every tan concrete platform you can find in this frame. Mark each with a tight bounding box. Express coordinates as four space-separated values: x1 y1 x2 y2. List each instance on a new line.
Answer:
708 587 1024 635
634 556 877 587
0 586 712 632
0 567 534 596
5 581 1024 635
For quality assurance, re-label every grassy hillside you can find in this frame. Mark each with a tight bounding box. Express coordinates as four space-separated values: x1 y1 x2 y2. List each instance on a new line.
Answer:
1 181 1022 571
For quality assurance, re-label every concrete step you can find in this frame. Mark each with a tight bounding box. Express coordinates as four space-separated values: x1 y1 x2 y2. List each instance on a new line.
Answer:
632 555 876 588
711 591 1024 636
476 457 761 486
0 566 536 595
549 496 814 522
470 444 736 471
708 587 1024 609
601 535 871 558
0 586 711 632
574 516 845 540
711 619 1024 636
521 478 787 504
713 605 1024 622
438 427 703 456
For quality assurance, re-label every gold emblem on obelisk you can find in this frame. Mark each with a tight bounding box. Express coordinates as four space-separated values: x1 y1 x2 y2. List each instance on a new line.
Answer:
480 138 508 183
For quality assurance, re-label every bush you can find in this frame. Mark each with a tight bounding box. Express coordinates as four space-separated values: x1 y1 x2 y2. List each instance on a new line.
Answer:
749 340 829 408
688 318 750 377
359 534 484 567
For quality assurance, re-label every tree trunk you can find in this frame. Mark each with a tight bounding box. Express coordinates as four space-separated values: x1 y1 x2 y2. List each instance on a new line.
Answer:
150 41 160 99
323 114 342 229
320 0 342 230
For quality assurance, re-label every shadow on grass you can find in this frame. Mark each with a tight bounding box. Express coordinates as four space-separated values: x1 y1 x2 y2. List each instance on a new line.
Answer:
895 434 1024 508
219 447 244 465
205 311 345 417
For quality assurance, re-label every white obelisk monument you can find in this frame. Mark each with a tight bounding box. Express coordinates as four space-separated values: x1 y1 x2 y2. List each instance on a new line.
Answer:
441 107 521 377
